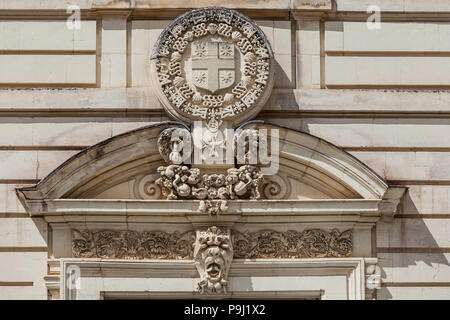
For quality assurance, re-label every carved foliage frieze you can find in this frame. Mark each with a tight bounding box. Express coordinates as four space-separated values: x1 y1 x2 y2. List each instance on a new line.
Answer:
232 229 353 259
72 228 352 260
72 229 195 260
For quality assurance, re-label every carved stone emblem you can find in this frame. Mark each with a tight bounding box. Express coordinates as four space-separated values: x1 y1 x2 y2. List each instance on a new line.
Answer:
194 226 233 294
150 7 274 125
191 41 235 93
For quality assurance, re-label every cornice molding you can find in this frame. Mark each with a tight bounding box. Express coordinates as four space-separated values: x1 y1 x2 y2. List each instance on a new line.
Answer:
25 198 396 230
2 0 450 20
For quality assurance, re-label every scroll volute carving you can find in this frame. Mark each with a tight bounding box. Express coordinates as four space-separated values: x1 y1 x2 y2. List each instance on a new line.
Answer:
262 173 291 200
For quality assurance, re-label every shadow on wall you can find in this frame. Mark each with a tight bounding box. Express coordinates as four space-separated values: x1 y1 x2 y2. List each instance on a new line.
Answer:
377 190 450 299
273 59 294 90
257 117 450 145
32 216 49 249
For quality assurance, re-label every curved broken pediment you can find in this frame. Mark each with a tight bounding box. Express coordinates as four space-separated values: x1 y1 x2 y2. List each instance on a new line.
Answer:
17 121 390 213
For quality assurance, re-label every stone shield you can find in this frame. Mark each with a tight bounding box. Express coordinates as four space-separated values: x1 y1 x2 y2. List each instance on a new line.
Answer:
191 41 235 93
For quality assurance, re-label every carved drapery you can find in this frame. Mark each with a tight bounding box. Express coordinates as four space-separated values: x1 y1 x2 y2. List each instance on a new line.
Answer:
150 6 274 125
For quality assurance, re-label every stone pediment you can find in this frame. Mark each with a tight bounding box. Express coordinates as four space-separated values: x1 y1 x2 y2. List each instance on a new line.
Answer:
16 121 404 299
16 7 404 233
17 121 393 208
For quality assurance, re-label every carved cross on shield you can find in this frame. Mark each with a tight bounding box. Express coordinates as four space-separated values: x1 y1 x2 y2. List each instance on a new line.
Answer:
191 41 235 94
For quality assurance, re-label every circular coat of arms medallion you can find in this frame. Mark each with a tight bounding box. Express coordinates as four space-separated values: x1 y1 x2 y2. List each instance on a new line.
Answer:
150 7 274 125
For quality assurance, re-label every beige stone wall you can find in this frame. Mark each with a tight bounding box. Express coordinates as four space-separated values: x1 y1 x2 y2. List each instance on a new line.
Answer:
325 21 450 88
0 20 97 86
0 0 449 299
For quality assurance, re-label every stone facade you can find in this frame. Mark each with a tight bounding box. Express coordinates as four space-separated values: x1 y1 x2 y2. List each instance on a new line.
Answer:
0 0 449 300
